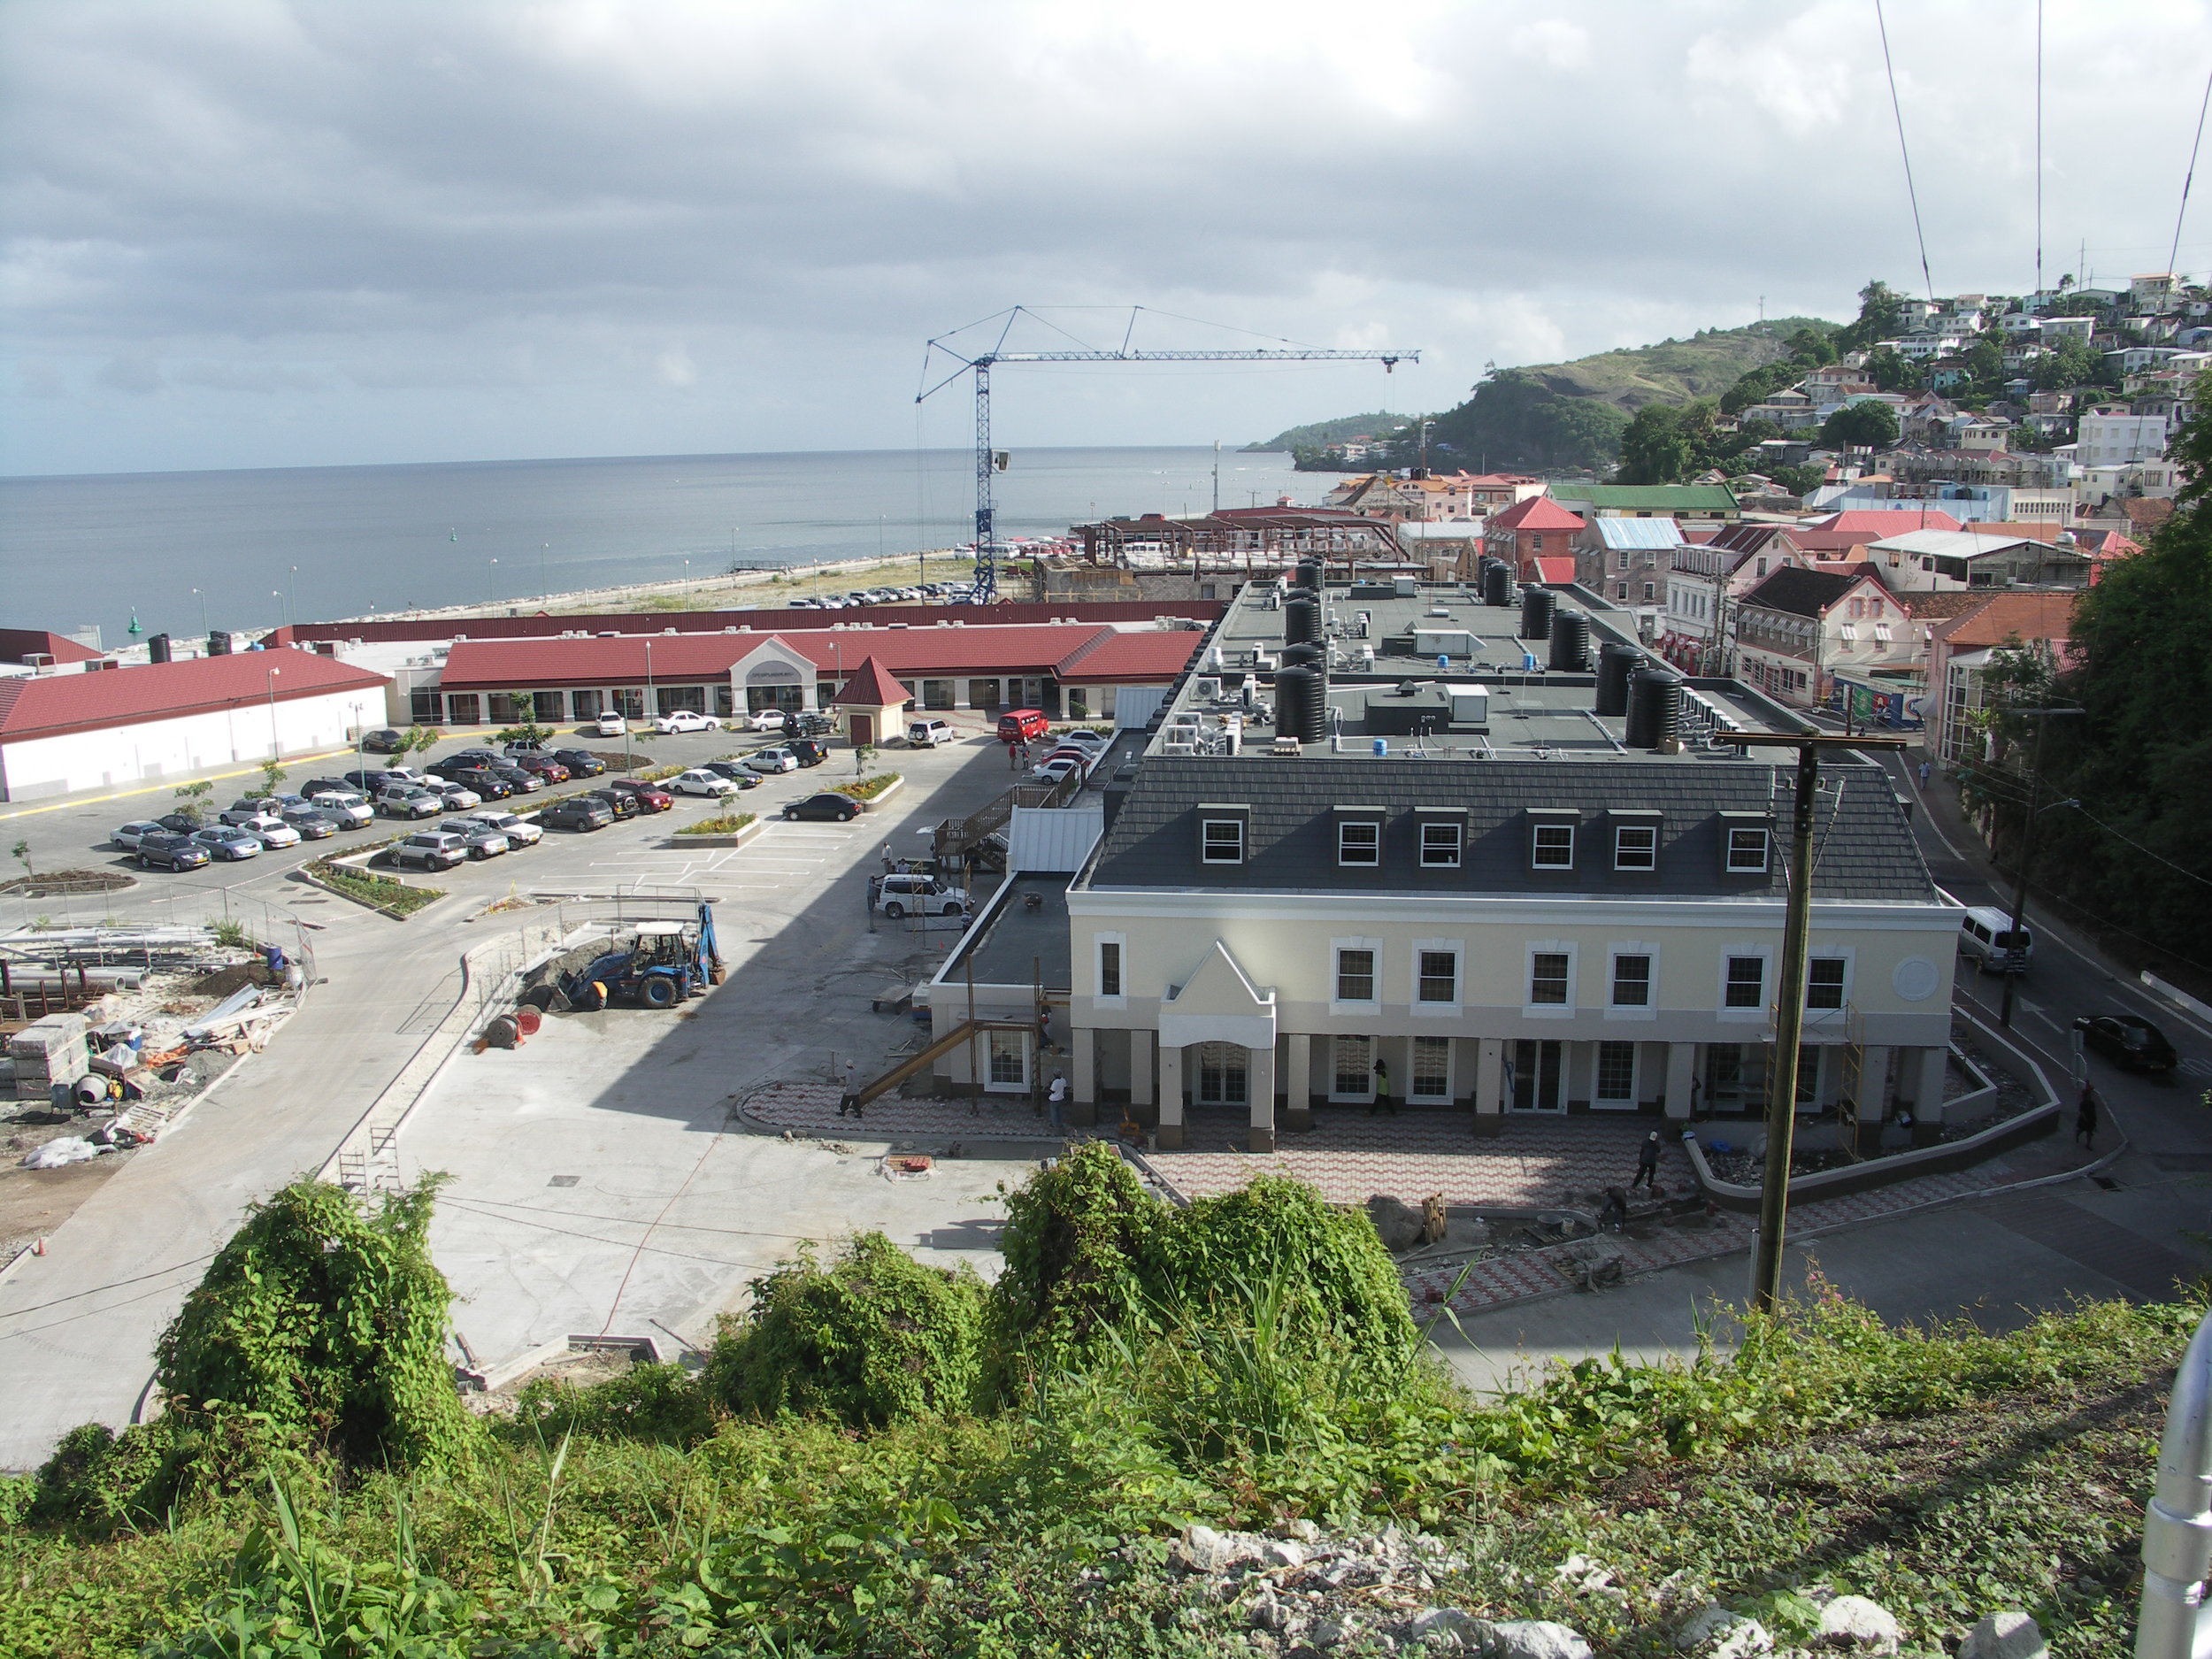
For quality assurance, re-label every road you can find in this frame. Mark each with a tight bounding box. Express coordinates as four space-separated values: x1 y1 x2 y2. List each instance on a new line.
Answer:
1440 750 2212 1392
0 718 1024 1469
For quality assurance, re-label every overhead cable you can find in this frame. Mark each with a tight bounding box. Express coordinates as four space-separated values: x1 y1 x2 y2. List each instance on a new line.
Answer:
1874 0 1937 303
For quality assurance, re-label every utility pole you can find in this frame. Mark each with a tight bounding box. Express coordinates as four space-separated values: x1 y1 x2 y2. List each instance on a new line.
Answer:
1716 728 1909 1313
1996 707 2085 1027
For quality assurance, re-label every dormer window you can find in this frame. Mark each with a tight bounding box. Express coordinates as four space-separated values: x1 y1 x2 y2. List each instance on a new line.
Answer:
1529 810 1577 870
1338 818 1380 865
1611 811 1661 871
1417 807 1464 868
1720 814 1771 873
1199 803 1248 864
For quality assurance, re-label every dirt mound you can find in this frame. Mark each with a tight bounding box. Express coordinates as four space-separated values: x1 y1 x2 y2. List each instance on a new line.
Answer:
190 963 272 998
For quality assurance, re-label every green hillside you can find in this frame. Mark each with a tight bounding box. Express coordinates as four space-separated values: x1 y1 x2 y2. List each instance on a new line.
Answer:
1245 410 1415 453
1260 316 1839 473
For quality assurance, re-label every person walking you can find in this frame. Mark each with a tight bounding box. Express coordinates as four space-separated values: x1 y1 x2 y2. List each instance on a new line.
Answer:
1369 1057 1394 1117
838 1059 864 1121
1917 759 1932 789
2076 1083 2101 1149
1047 1072 1069 1132
1631 1130 1662 1192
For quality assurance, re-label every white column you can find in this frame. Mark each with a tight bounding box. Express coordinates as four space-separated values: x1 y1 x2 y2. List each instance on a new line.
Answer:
1474 1037 1505 1136
1248 1041 1277 1154
1071 1026 1097 1127
1129 1029 1155 1110
1664 1042 1697 1122
1156 1044 1185 1149
1283 1033 1312 1128
1909 1045 1948 1128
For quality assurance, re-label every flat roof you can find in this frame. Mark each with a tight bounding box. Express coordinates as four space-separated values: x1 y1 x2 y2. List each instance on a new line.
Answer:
944 872 1071 991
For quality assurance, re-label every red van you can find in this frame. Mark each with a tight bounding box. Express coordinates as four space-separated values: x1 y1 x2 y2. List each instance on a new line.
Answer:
996 708 1050 744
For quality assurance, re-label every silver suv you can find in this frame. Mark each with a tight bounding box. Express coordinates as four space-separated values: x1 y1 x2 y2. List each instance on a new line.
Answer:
872 873 970 919
388 830 467 871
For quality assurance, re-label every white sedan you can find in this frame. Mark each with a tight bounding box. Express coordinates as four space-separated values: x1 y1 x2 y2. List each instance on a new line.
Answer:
743 708 791 732
655 710 722 734
670 768 740 797
745 747 800 773
594 711 628 737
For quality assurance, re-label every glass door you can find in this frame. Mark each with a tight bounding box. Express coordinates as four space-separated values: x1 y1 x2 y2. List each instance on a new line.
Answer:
1509 1040 1563 1112
1194 1043 1248 1106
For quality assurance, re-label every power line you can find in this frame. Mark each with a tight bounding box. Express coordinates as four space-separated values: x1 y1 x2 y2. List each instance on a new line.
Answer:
2058 801 2212 890
1874 0 1936 303
2171 63 2212 279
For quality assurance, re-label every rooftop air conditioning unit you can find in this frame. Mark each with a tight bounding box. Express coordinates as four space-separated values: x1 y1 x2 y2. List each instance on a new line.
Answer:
1162 740 1198 757
1192 677 1221 701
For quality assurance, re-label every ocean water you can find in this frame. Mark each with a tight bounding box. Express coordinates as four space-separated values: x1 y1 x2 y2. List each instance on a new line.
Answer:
0 445 1309 644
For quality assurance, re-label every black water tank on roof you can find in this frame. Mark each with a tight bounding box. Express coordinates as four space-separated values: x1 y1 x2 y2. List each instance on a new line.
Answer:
1285 596 1317 646
1595 641 1639 716
1625 668 1684 749
1297 560 1323 593
1518 588 1555 642
147 634 171 664
1275 665 1325 743
1548 611 1591 672
1483 563 1515 608
1280 641 1323 670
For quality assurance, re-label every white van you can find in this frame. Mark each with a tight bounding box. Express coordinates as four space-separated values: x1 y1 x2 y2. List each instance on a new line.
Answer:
1958 907 2033 974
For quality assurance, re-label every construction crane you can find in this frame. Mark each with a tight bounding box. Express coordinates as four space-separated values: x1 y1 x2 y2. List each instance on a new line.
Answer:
916 306 1418 602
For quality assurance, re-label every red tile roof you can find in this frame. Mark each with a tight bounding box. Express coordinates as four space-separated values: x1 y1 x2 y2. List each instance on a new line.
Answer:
1810 509 1964 534
781 625 1114 677
832 657 911 708
442 634 761 688
1486 495 1586 532
0 629 104 666
1530 557 1578 584
1936 592 2078 649
1052 629 1203 682
0 648 388 744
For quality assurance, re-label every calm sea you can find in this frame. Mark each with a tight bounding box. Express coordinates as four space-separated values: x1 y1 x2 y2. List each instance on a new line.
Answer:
0 445 1309 644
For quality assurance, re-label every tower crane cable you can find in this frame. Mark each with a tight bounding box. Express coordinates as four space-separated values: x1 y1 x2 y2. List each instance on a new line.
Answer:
1873 0 1936 304
915 305 1417 603
2170 63 2212 280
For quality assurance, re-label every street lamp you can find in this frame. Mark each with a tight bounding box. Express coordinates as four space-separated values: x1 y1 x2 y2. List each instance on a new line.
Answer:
192 588 209 642
487 557 499 605
288 565 297 626
272 590 283 634
265 666 281 764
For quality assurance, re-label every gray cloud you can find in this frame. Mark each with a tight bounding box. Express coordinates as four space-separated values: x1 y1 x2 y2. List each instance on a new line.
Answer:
4 0 2208 473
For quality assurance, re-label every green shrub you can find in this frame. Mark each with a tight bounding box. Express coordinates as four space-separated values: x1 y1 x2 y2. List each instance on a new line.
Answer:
705 1233 985 1425
832 771 901 802
508 1362 714 1448
27 1404 307 1533
153 1177 475 1471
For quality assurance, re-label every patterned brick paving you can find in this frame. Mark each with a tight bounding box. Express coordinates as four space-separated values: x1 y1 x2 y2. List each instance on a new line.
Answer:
744 1086 2091 1317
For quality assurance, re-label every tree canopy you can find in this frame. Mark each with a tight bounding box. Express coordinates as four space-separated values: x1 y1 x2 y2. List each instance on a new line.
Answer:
1818 401 1901 450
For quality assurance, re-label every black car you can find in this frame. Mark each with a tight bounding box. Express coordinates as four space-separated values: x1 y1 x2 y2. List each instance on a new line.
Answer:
551 749 607 777
703 761 763 789
155 811 203 834
361 728 408 753
136 832 212 872
449 766 514 799
588 788 642 820
2075 1013 2181 1075
789 739 830 767
784 792 859 823
782 711 834 739
300 777 353 800
541 796 615 832
490 765 544 794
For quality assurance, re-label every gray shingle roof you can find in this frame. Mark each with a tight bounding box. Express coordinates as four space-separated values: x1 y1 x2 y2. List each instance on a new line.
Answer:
1087 756 1934 903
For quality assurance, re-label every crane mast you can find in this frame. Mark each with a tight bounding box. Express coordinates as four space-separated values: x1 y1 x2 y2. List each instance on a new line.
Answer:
918 308 1418 603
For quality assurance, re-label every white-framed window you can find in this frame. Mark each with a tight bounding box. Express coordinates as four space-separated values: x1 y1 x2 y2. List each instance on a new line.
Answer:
986 1029 1029 1093
1594 1041 1639 1106
1532 821 1576 869
1337 818 1381 866
1613 821 1658 871
1330 1034 1373 1102
1608 949 1655 1015
1419 818 1463 867
1413 941 1460 1013
1808 952 1853 1010
1201 818 1245 864
1725 826 1771 872
1331 939 1381 1010
1094 933 1125 1006
1525 942 1576 1016
1409 1035 1451 1102
1719 949 1772 1019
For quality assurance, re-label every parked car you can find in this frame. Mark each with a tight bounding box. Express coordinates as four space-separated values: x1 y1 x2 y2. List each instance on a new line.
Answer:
449 767 514 800
1030 757 1083 787
594 711 628 737
550 749 606 777
427 780 483 811
489 765 544 794
997 708 1050 744
361 728 408 753
1058 730 1110 753
190 826 263 861
541 796 615 833
450 821 511 859
784 792 859 823
655 710 721 734
443 749 505 769
155 811 204 834
219 799 284 829
279 805 339 840
502 740 549 757
789 738 831 767
302 789 374 826
250 818 302 849
343 767 421 793
1041 746 1096 770
743 708 791 732
671 768 740 798
388 830 468 871
872 873 969 919
2074 1013 2180 1075
111 820 165 851
588 788 642 821
787 596 821 609
1957 907 2033 974
606 780 673 812
747 747 799 773
702 761 764 789
512 755 571 784
459 810 541 848
378 787 445 820
906 718 953 748
135 832 212 872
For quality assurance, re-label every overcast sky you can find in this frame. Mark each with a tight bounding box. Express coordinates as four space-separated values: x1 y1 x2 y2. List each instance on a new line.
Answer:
4 0 2210 477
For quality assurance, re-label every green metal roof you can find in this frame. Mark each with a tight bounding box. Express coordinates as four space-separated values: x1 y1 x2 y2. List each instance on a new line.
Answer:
1554 484 1741 513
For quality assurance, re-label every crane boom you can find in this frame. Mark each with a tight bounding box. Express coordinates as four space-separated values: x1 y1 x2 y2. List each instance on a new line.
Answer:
917 308 1417 602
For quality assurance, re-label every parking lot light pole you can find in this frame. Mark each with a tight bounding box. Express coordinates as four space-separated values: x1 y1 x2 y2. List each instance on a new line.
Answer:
1715 726 1909 1315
